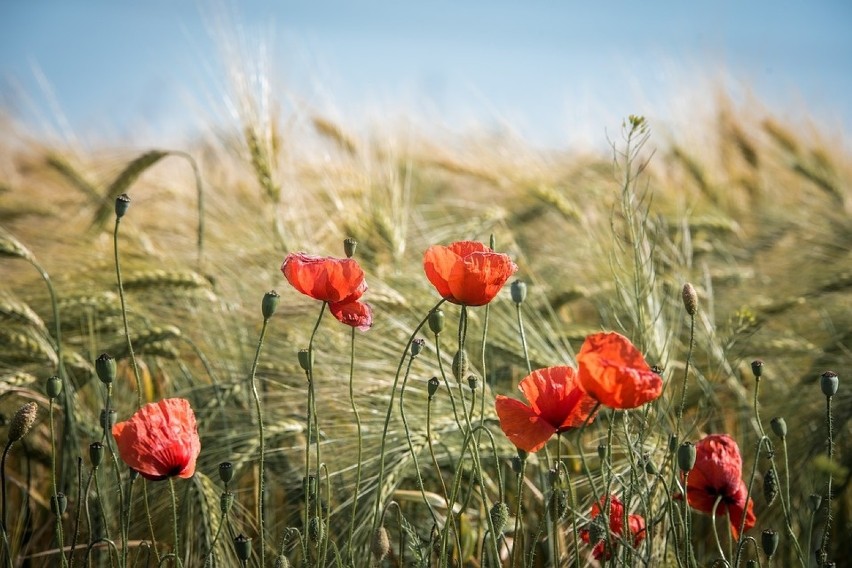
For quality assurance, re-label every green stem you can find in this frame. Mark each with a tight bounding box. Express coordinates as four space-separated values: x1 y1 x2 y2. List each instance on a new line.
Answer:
114 216 144 408
511 458 526 568
710 495 727 564
249 314 271 568
675 313 695 441
49 403 68 567
168 478 182 567
303 301 326 560
1 441 12 566
820 395 834 561
346 328 363 564
514 303 533 375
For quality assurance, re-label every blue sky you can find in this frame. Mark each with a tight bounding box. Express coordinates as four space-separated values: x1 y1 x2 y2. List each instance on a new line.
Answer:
2 1 851 148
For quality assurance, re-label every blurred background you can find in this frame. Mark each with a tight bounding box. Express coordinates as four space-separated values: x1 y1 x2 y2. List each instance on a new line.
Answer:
2 0 851 149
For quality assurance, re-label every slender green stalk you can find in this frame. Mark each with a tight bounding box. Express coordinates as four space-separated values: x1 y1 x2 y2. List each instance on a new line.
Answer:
510 457 526 568
682 470 692 568
142 481 161 564
820 395 834 561
168 478 182 568
49 403 68 567
248 313 272 568
710 495 726 564
69 459 84 568
1 441 13 567
514 303 533 375
346 327 364 564
114 215 144 407
734 436 767 566
92 468 117 568
303 302 327 560
675 313 695 441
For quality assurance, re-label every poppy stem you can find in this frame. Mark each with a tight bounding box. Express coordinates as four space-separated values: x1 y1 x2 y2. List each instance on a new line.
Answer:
820 394 834 562
248 311 272 568
168 477 182 567
510 455 526 568
675 313 695 442
49 402 68 568
304 301 327 561
113 214 144 409
346 327 363 565
514 303 533 376
710 495 727 563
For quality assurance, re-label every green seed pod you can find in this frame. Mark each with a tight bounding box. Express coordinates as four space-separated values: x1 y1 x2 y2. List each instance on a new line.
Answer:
219 461 234 484
489 502 509 534
682 283 698 316
115 193 131 218
371 526 390 561
597 443 607 461
820 371 839 397
95 353 116 385
234 534 252 562
297 349 313 373
220 491 234 514
510 280 527 304
427 377 440 399
262 290 280 319
45 375 63 399
7 401 38 443
751 359 764 379
452 350 467 382
467 375 478 391
763 468 778 506
51 492 67 516
678 442 696 472
89 442 104 468
308 516 324 543
770 417 787 439
428 309 444 335
761 529 779 557
410 338 425 358
343 237 358 258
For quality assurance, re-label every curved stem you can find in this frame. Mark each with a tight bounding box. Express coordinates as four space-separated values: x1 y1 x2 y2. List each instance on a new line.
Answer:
303 302 327 559
249 315 271 568
49 403 68 567
710 495 726 563
346 328 363 564
514 304 533 375
114 216 144 408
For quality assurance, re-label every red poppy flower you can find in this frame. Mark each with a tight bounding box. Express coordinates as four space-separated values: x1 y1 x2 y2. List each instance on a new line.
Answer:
281 253 367 304
422 241 518 306
678 434 756 539
576 332 663 409
112 398 201 481
579 495 646 560
495 366 597 452
329 300 373 331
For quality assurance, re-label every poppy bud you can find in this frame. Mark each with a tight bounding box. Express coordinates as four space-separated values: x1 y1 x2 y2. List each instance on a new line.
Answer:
668 434 678 452
89 442 104 468
428 309 444 335
7 401 38 443
234 534 252 562
371 526 390 561
219 461 234 485
95 353 116 385
274 555 290 568
262 290 280 319
343 237 357 258
51 492 67 516
467 375 478 391
549 489 568 520
678 442 696 472
297 349 313 373
587 516 607 544
308 516 324 543
770 417 787 439
597 443 607 461
100 408 117 430
303 475 317 499
115 193 131 219
427 377 440 399
220 491 234 514
489 502 509 534
452 350 467 382
42 376 62 400
410 338 425 358
820 371 838 397
510 280 527 304
763 468 778 506
751 359 764 379
682 283 698 315
807 494 822 512
761 529 779 557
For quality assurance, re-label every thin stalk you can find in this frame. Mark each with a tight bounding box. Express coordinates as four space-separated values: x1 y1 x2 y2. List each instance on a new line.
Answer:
820 395 834 561
514 303 533 375
710 495 726 564
682 470 692 568
249 314 272 568
1 441 13 566
346 327 364 564
93 470 117 568
303 301 326 560
49 402 68 567
675 313 695 441
734 436 767 566
113 215 144 407
142 481 160 564
70 459 84 568
511 458 526 568
168 478 182 568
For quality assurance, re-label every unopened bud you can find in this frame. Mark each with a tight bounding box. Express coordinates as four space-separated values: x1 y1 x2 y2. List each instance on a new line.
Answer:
682 283 698 315
427 377 440 399
763 468 778 506
597 444 607 461
274 555 290 568
298 349 313 373
807 494 822 512
549 490 568 520
510 280 527 304
308 516 324 543
46 376 63 399
371 526 390 561
678 442 696 472
219 461 234 484
452 350 467 382
262 290 280 319
761 529 779 557
751 359 764 379
820 371 838 397
100 408 116 430
587 516 607 544
220 491 234 514
770 417 787 439
428 309 444 335
115 193 131 218
234 534 252 562
490 502 509 534
668 434 678 453
89 442 104 468
7 402 38 443
95 353 116 385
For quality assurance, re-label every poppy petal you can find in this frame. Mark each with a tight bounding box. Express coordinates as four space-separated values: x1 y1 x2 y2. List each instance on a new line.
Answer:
330 300 373 331
495 395 557 452
576 332 662 409
423 245 459 300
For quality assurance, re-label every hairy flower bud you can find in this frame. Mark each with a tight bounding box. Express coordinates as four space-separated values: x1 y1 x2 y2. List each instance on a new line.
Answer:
51 492 67 516
763 468 778 506
308 516 324 543
682 283 698 316
262 290 280 319
7 402 38 443
452 350 467 382
274 555 290 568
770 417 787 439
298 349 313 373
490 502 509 534
220 491 234 514
371 526 390 561
807 494 822 512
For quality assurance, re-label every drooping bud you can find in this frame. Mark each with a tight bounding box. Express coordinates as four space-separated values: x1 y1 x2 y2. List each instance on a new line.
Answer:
410 338 425 358
763 468 778 506
820 371 838 397
761 529 779 558
220 491 234 514
489 502 509 534
678 442 696 472
371 526 390 561
427 377 440 399
668 434 678 453
682 283 698 316
770 417 787 439
451 350 467 382
95 353 116 385
262 290 280 319
343 237 358 258
297 349 313 373
751 359 764 379
51 492 67 516
510 280 527 305
7 401 38 443
46 376 63 399
115 193 131 219
308 516 324 543
89 442 104 468
428 309 444 335
234 534 252 562
219 462 234 485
